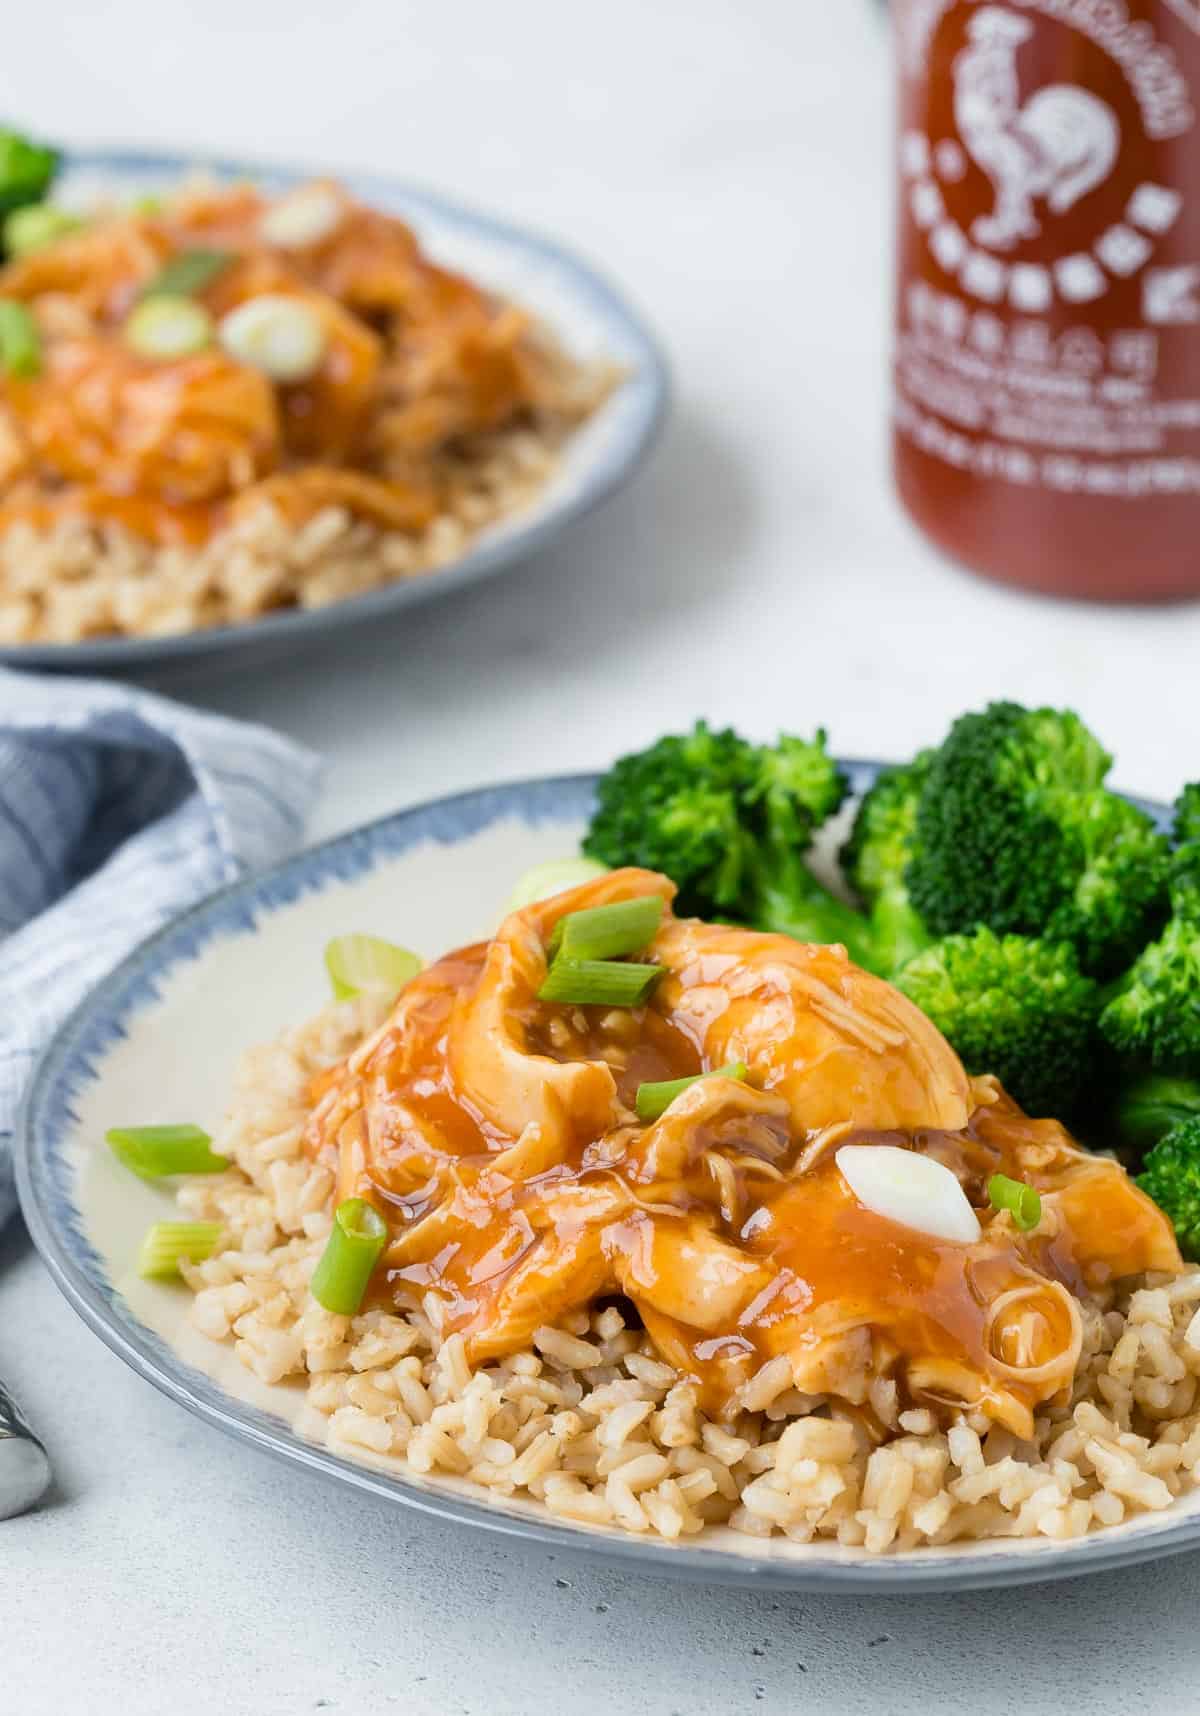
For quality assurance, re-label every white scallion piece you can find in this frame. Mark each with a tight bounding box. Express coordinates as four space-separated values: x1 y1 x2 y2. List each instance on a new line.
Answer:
504 858 609 913
124 295 213 359
325 935 422 1002
836 1144 981 1245
218 294 326 382
259 184 344 249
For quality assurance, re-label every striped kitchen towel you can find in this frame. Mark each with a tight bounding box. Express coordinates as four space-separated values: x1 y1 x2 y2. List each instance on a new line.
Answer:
0 669 322 1225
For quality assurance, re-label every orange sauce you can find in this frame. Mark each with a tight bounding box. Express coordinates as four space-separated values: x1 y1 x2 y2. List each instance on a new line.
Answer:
0 182 567 546
0 488 220 546
305 873 1182 1430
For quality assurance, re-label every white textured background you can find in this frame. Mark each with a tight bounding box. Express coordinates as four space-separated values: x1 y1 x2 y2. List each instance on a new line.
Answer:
5 2 1200 1711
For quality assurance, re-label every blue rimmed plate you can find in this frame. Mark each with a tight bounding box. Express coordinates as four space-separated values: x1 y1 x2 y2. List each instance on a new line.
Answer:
16 764 1197 1593
1 149 668 672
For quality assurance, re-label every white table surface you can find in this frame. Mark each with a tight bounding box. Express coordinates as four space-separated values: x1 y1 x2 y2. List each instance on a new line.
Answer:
6 3 1200 1711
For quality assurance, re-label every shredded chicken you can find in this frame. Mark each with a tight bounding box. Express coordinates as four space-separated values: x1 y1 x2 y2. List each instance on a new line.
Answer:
0 179 578 545
306 869 1181 1435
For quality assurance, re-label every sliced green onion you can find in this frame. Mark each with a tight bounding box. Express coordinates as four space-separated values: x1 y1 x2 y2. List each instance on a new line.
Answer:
218 294 325 382
140 247 232 299
537 957 664 1007
325 934 422 1002
124 294 213 359
505 857 609 913
310 1197 388 1314
547 896 663 963
106 1123 229 1179
260 184 344 249
3 203 83 257
635 1062 749 1123
0 301 41 377
129 193 165 217
988 1173 1042 1232
0 130 59 217
137 1221 225 1279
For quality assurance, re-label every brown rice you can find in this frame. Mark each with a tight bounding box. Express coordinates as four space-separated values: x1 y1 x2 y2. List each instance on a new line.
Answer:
173 995 1200 1553
0 366 612 647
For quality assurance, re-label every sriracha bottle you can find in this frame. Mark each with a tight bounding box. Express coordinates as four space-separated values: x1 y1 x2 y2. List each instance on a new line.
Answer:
893 1 1200 600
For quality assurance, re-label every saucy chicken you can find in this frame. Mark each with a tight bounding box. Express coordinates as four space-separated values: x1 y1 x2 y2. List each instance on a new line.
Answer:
0 180 585 546
306 869 1180 1439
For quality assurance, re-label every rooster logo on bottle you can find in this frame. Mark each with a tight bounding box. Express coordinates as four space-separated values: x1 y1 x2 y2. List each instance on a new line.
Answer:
954 7 1120 250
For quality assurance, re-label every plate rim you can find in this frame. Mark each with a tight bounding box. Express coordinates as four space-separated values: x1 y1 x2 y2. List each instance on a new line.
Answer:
0 146 670 671
16 762 1199 1593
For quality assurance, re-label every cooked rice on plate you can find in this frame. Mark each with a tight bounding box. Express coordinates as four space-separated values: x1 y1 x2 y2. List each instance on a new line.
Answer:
167 879 1200 1556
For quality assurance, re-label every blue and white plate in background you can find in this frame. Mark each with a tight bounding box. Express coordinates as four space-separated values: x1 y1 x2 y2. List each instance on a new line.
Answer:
16 765 1199 1594
1 150 668 672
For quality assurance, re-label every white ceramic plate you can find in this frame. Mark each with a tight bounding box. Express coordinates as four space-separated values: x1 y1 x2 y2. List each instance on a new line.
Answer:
1 150 668 671
18 767 1200 1592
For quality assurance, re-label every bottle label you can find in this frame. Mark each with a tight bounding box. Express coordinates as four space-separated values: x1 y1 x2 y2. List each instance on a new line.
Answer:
895 1 1200 499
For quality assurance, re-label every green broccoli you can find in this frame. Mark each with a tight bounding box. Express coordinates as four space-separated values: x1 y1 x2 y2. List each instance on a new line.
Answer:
1116 1073 1200 1154
893 927 1099 1117
584 723 754 914
841 753 934 974
0 128 59 221
1137 1118 1200 1261
1169 781 1200 906
1175 781 1200 843
584 722 874 964
1100 783 1200 1072
905 701 1170 977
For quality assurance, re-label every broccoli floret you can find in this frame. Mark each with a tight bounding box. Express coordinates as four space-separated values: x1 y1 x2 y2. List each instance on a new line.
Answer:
1138 1119 1200 1260
1116 1074 1200 1154
841 754 934 974
584 723 875 964
738 734 876 960
1100 782 1200 1071
584 724 755 914
1171 782 1200 900
894 927 1099 1117
1102 923 1200 1070
746 733 849 845
1175 782 1200 847
906 701 1170 976
0 128 59 220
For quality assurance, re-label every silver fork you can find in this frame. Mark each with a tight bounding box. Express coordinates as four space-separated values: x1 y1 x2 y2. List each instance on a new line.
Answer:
0 1380 50 1520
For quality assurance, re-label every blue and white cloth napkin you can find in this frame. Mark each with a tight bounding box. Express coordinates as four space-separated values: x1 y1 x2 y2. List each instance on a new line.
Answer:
0 669 322 1225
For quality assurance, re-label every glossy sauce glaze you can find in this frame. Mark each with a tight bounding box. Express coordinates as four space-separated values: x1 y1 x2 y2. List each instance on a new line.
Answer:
0 181 576 545
306 868 1180 1435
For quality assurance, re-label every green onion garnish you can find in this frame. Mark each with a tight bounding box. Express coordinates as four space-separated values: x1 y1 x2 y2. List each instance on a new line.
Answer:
106 1123 230 1179
218 294 326 382
537 957 664 1007
505 857 609 913
124 295 213 359
324 934 422 1002
0 301 41 377
0 130 59 217
140 247 232 299
547 896 663 963
988 1173 1042 1232
137 1221 225 1279
309 1198 388 1315
3 203 83 257
635 1062 749 1123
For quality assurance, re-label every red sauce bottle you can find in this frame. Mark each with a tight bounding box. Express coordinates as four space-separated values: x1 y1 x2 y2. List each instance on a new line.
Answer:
893 1 1200 601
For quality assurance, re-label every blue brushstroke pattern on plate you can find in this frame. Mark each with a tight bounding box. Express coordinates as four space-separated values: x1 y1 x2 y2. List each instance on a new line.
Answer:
18 765 1199 1594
